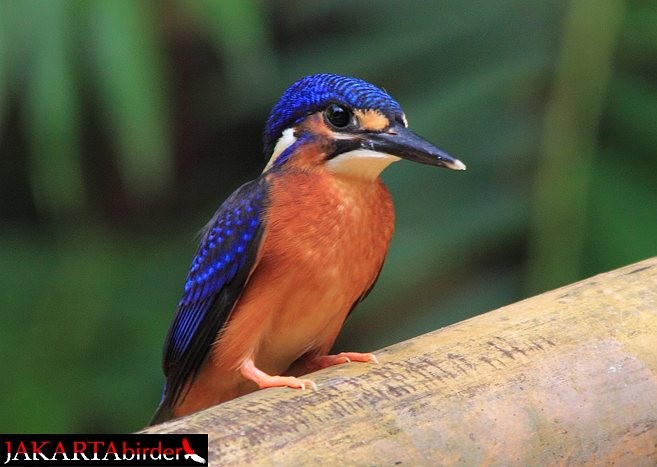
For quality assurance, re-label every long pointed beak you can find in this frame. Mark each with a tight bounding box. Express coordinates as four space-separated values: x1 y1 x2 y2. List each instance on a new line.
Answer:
362 123 466 170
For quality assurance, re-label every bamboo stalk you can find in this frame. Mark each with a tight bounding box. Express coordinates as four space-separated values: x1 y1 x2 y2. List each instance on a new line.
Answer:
144 257 657 466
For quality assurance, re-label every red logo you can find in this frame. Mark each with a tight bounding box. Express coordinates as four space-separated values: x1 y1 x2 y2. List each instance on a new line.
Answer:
181 438 206 464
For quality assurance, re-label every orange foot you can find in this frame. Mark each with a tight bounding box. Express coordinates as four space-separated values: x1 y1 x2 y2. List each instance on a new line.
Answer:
240 357 318 391
306 352 379 371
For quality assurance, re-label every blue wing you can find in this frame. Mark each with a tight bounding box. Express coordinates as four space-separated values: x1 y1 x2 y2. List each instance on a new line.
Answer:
159 177 269 413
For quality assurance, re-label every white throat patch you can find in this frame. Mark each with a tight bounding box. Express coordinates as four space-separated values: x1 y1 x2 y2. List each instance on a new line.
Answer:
263 128 297 172
326 149 400 180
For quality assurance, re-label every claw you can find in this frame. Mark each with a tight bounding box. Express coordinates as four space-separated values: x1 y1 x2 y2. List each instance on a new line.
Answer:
307 351 378 370
241 358 317 391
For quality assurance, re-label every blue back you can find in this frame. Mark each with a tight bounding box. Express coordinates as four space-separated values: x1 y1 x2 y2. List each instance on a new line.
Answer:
156 179 268 420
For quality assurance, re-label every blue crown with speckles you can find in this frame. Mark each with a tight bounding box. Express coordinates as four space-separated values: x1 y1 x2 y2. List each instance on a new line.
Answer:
263 74 403 157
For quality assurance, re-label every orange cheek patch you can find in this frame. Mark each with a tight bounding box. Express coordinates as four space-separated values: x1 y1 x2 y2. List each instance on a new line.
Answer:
354 109 389 131
301 113 334 137
284 114 331 168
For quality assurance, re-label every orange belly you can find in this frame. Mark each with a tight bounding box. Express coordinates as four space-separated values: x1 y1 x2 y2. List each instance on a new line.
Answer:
174 169 394 416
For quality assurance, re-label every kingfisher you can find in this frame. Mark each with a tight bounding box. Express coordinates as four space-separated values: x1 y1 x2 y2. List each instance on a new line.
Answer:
150 74 465 425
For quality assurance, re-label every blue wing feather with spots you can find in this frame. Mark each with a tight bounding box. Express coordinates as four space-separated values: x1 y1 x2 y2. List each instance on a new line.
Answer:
159 178 268 411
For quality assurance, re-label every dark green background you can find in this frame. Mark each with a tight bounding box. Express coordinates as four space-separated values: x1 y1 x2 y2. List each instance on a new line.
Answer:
1 0 655 433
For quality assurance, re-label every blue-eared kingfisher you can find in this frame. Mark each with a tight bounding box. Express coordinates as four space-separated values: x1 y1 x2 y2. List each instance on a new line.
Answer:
150 74 466 425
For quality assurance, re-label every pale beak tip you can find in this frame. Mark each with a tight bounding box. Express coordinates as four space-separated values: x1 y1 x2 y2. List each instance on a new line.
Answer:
449 159 467 171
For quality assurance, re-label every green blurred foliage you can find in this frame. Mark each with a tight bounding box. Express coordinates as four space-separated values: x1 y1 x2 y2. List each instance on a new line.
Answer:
0 0 655 433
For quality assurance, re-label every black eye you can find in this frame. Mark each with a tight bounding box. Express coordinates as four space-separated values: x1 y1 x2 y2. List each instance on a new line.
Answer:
324 104 351 129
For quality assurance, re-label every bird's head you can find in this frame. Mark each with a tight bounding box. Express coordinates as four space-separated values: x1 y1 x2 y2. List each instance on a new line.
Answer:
262 74 466 179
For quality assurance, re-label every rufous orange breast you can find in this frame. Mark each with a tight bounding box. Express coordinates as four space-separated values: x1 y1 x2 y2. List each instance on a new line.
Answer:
174 168 393 417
